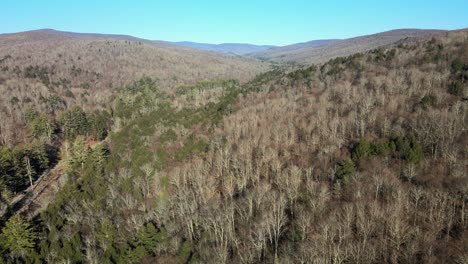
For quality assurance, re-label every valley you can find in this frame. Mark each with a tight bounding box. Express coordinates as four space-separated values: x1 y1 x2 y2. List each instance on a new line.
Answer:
0 25 467 263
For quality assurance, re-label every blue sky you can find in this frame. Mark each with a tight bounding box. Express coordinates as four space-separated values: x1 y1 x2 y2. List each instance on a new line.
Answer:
1 0 467 45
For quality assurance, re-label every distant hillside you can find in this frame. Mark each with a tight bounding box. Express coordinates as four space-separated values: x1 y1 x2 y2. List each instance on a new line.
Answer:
0 29 270 87
251 39 339 54
19 29 158 43
251 29 446 64
170 41 276 55
0 29 270 146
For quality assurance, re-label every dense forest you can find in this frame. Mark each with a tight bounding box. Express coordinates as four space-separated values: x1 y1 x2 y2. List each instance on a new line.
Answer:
0 29 268 147
0 30 467 263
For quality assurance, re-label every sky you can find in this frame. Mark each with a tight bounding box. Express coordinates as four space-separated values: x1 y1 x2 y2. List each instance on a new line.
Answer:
1 0 467 45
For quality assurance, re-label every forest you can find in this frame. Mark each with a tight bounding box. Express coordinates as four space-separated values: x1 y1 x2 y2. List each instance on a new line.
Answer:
0 29 467 263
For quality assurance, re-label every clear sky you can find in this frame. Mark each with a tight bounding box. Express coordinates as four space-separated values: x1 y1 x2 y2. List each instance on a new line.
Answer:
1 0 467 45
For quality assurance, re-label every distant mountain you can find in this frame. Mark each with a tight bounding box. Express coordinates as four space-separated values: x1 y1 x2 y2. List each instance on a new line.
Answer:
10 29 276 56
169 41 277 55
9 29 447 65
250 29 446 64
253 39 339 54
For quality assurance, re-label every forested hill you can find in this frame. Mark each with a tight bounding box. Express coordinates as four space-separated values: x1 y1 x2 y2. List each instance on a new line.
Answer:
169 41 277 55
0 29 467 263
250 29 446 64
0 29 270 147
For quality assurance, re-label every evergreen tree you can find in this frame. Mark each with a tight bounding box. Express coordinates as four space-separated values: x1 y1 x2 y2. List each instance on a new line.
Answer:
88 110 111 140
25 111 57 141
58 106 89 140
0 215 37 259
335 159 356 181
136 223 165 255
352 138 372 161
70 135 89 169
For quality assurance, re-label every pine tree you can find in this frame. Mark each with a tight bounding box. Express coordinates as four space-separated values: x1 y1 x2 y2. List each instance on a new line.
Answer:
352 138 372 161
0 215 37 259
70 135 89 169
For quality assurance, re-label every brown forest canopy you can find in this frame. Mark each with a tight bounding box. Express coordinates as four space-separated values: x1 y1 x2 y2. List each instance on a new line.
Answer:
0 28 467 263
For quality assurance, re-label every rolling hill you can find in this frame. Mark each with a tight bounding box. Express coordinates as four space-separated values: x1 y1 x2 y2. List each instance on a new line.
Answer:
169 41 276 55
0 29 270 88
0 24 467 263
0 29 270 146
167 29 447 65
2 28 466 263
250 29 446 64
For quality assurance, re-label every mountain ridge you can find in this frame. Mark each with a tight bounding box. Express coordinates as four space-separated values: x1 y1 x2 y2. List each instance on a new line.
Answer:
169 41 277 55
250 28 449 64
1 28 455 60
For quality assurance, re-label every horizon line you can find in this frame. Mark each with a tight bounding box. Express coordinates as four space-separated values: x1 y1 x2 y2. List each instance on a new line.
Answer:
1 26 464 46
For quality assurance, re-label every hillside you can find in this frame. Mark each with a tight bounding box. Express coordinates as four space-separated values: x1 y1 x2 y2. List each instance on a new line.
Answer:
250 38 339 56
0 29 270 146
0 27 466 263
251 29 446 64
170 41 276 55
